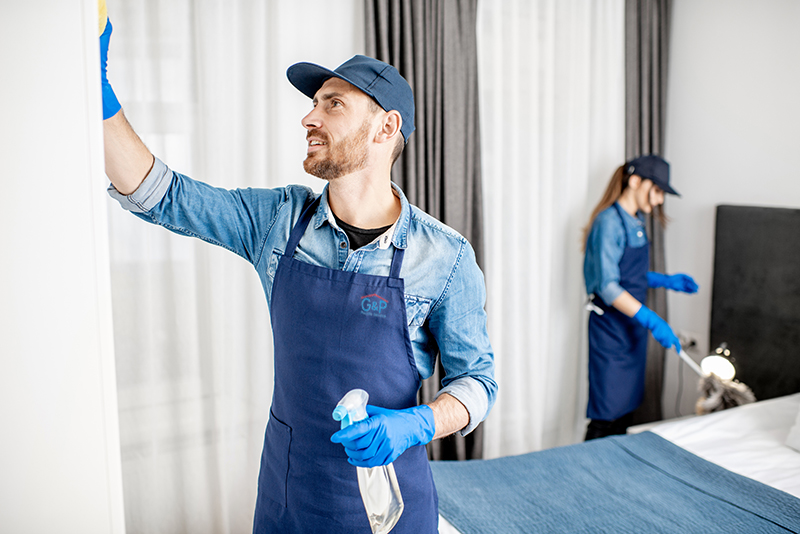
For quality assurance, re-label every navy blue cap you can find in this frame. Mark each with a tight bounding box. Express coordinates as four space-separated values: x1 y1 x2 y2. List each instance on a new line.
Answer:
626 154 680 196
287 55 415 142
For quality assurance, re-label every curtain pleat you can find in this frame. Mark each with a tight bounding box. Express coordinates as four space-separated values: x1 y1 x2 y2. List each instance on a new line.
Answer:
365 0 485 461
625 0 673 425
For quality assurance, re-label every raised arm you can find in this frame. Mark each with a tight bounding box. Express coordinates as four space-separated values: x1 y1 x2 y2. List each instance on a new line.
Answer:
100 18 154 194
103 111 154 194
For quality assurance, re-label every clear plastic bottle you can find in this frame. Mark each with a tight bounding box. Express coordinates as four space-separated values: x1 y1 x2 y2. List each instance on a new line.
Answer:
333 389 404 534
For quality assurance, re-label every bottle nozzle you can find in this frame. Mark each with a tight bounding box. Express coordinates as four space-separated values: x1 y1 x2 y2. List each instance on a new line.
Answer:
332 405 348 422
333 388 369 429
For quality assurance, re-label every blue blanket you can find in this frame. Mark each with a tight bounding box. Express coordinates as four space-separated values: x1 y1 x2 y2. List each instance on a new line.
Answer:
431 431 800 533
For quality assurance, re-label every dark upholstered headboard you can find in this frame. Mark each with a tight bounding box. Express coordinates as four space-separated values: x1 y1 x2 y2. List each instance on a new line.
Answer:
710 205 800 400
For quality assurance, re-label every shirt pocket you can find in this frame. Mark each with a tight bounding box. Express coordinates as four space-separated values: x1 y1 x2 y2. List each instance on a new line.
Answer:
266 249 283 282
404 295 432 327
264 249 284 306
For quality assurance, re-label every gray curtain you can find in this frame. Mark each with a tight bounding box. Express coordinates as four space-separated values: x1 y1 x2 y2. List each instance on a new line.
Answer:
625 0 672 425
364 0 484 460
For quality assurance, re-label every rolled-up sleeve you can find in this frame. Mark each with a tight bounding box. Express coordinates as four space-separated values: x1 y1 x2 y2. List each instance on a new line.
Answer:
437 377 490 436
598 280 624 306
429 240 497 436
106 157 304 266
584 210 626 306
107 157 173 213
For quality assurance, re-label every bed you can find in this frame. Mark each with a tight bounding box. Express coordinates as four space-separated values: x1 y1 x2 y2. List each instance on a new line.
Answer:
433 393 800 533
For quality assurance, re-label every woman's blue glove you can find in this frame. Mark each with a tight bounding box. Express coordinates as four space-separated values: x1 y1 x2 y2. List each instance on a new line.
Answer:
331 404 435 467
633 305 682 352
647 272 698 293
100 18 121 119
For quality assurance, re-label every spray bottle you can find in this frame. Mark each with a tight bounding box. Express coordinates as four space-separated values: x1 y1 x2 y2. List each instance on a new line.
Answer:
333 389 404 534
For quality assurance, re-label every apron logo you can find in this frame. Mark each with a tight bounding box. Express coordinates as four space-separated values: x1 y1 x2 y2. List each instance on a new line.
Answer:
361 294 388 318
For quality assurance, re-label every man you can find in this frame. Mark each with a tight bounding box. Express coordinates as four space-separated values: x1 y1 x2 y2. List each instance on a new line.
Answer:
101 18 496 534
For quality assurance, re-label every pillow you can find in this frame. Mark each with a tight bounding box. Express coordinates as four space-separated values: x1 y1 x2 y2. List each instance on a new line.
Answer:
787 406 800 452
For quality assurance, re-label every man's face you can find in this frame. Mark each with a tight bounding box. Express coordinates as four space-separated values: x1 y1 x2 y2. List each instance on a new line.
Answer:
301 77 376 181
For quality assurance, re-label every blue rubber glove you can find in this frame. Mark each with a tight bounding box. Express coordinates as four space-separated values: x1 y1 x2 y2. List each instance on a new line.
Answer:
100 18 121 119
633 305 682 353
647 272 699 294
331 404 435 467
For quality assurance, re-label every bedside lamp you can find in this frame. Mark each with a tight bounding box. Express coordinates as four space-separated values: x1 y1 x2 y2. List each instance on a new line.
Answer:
700 342 736 380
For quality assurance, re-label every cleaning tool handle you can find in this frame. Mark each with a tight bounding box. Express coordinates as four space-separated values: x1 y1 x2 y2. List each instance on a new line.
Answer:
678 349 705 377
98 0 108 34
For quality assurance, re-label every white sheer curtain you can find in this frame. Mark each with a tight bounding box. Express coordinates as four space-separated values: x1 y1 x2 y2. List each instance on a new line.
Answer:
477 0 626 459
106 1 363 532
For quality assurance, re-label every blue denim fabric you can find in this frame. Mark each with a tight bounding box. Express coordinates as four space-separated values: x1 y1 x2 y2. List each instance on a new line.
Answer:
108 158 497 434
583 203 648 306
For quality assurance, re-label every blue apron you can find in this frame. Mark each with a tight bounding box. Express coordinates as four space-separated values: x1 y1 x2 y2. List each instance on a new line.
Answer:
253 197 438 533
586 204 650 421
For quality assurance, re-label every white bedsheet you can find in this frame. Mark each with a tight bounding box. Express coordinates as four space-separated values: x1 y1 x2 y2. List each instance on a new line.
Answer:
644 392 800 499
438 514 458 534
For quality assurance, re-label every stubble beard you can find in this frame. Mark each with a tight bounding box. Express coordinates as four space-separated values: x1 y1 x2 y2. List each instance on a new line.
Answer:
303 121 371 181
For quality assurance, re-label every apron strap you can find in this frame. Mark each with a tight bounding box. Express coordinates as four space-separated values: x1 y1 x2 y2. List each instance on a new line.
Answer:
389 247 404 278
285 196 321 256
612 203 630 248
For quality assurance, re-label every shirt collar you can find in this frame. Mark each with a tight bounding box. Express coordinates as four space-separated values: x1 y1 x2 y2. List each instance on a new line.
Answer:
313 182 411 250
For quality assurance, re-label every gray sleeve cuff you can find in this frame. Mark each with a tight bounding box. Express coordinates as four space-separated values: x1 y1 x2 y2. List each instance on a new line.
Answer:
598 281 624 306
436 377 490 437
107 157 172 213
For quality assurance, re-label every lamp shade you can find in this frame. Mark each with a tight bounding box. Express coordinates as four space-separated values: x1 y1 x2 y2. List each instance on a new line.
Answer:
700 355 736 380
701 343 736 380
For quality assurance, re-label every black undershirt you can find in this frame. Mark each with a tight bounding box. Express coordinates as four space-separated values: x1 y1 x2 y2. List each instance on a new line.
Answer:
332 213 391 250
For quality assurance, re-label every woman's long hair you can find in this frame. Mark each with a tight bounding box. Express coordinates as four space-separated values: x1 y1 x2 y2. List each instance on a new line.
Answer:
581 165 668 251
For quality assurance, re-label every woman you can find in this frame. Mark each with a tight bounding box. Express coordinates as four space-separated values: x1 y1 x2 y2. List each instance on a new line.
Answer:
582 154 697 440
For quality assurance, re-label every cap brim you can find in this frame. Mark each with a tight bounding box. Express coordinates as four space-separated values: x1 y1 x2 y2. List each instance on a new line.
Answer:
660 183 680 197
287 62 339 99
647 176 680 197
287 62 373 103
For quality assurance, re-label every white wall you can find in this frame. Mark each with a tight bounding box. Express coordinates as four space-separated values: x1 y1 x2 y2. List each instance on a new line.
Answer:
663 0 800 417
0 1 125 532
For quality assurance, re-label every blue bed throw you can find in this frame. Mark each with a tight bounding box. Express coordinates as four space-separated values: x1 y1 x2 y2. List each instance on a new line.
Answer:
430 431 800 533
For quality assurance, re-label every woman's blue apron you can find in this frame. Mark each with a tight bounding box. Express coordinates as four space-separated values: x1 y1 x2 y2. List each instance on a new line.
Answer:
586 204 650 421
253 197 438 533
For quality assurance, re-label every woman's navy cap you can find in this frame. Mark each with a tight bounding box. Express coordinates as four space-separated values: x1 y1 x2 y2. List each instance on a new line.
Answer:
626 154 680 197
287 55 415 142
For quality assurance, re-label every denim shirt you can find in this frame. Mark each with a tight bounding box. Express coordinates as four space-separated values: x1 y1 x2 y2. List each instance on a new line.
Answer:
583 203 648 306
108 158 497 435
